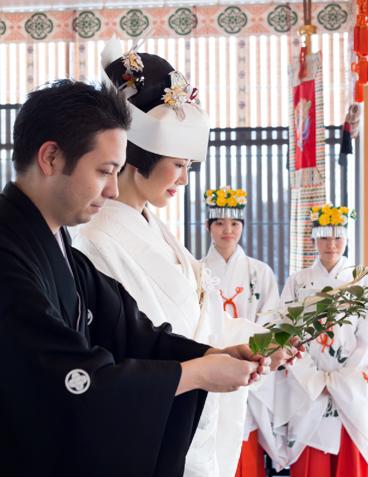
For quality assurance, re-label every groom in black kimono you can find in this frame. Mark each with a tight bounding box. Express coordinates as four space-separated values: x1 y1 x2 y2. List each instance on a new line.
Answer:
0 80 273 477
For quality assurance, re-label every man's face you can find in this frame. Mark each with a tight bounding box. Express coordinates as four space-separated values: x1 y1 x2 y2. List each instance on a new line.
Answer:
51 128 127 227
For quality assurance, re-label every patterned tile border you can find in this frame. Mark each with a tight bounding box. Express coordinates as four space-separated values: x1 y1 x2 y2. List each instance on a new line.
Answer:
0 3 352 42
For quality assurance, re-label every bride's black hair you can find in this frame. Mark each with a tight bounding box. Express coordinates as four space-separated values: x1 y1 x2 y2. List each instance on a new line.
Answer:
105 52 175 176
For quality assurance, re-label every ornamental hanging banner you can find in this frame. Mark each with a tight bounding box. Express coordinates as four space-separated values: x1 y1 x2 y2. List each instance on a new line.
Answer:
294 79 317 175
289 51 326 273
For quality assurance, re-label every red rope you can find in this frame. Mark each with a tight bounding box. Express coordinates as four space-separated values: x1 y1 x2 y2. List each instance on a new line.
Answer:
220 287 244 318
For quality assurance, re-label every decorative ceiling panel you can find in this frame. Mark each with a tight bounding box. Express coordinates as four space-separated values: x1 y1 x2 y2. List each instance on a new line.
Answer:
0 2 352 43
0 0 349 12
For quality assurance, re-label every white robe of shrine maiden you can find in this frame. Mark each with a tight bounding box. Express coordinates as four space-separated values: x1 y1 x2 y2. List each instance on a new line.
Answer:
204 244 285 467
73 200 267 477
278 256 368 465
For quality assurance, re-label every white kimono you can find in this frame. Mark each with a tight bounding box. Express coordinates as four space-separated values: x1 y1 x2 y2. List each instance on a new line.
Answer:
204 245 285 467
278 256 368 465
73 200 266 477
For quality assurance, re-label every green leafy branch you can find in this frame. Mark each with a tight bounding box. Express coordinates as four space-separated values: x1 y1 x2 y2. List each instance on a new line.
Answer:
249 266 368 356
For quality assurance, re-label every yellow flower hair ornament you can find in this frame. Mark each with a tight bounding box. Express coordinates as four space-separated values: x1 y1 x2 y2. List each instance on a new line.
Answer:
204 186 247 219
310 203 356 238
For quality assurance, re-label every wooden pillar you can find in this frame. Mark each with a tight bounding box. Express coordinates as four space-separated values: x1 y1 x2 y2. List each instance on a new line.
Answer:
363 85 368 264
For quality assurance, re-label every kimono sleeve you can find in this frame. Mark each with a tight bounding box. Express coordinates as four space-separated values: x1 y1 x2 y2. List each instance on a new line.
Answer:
280 275 326 400
256 264 280 325
73 248 211 363
0 248 207 477
326 317 368 462
280 274 298 305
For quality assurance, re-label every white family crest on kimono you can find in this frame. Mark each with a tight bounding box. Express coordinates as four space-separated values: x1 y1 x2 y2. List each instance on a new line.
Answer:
73 199 265 477
203 244 287 468
277 256 368 465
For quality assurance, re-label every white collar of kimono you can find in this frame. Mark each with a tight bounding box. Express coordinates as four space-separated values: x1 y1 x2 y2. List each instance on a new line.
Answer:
100 200 172 256
313 255 349 277
92 200 195 305
209 243 244 266
55 230 74 277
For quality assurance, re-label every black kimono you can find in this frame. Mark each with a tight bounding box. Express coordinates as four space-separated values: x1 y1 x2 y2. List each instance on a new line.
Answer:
0 182 209 477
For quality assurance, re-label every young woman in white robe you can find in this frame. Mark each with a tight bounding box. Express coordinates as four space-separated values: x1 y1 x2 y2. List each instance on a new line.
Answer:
203 188 284 477
278 205 368 477
73 41 295 477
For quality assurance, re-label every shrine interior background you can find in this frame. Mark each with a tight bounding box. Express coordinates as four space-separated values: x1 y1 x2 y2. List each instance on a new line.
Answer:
0 0 359 289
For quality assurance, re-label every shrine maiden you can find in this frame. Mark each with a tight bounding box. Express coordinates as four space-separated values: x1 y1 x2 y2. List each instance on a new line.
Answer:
278 204 368 477
203 187 283 476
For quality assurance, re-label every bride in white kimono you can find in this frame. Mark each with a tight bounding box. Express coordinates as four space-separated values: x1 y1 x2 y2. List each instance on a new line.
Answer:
278 204 368 477
73 40 295 477
203 187 285 476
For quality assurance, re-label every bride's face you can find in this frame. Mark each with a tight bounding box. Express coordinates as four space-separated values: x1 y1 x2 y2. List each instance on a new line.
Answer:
135 157 192 207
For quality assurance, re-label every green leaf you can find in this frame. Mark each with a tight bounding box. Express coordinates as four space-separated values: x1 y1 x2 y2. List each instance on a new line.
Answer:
249 332 273 355
305 326 315 336
326 330 335 339
249 336 259 354
314 321 324 332
321 286 333 293
303 311 315 320
293 325 304 337
278 323 297 335
274 331 291 347
287 306 304 321
316 299 331 314
250 332 273 354
346 286 364 299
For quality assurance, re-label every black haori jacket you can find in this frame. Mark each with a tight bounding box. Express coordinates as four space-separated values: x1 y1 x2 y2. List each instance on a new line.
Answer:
0 182 208 477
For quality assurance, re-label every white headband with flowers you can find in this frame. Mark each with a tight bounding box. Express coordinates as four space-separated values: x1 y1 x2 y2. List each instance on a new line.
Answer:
204 186 247 219
310 204 356 238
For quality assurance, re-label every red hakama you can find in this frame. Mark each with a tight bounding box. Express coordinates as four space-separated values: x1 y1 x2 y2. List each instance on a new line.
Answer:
235 430 266 477
290 427 368 477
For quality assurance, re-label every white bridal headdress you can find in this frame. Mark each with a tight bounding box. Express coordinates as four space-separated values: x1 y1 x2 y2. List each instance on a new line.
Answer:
101 37 210 162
